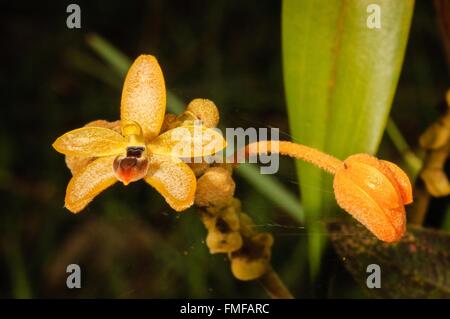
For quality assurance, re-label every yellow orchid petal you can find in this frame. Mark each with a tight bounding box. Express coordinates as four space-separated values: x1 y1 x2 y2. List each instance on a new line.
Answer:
53 127 127 157
121 55 166 141
144 154 196 211
148 125 227 158
65 156 117 213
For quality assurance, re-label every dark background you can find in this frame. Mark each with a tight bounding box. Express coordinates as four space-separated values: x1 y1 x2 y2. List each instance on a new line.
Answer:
0 0 448 298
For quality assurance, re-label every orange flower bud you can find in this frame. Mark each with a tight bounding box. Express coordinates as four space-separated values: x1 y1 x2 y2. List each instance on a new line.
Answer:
195 167 235 208
333 154 413 243
186 98 220 128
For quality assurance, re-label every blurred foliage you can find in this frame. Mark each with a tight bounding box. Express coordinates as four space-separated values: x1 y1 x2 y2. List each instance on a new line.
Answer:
0 0 449 298
328 218 450 298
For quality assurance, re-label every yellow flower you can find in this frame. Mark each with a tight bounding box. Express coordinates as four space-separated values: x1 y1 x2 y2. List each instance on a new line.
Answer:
53 55 226 213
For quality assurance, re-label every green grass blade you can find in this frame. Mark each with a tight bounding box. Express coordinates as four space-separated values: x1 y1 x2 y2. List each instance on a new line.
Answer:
385 117 422 177
86 33 184 114
282 0 415 277
86 33 131 77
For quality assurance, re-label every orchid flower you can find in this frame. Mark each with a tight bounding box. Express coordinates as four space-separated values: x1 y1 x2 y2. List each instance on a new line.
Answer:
53 55 226 213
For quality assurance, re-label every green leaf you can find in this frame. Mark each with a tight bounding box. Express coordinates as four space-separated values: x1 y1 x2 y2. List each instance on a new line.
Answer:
327 218 450 298
282 0 415 277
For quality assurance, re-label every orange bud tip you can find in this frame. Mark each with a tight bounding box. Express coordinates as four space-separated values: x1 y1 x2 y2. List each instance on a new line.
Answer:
333 154 411 243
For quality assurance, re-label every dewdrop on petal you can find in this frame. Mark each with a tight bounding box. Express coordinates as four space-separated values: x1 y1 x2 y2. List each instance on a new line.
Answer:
186 98 220 128
195 167 235 208
333 154 412 243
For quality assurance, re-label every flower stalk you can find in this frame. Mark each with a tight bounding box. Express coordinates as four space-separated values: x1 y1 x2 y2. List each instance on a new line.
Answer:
239 140 343 174
233 140 413 243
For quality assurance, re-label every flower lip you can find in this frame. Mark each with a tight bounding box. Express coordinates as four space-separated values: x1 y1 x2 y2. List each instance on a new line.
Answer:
113 154 149 186
120 157 138 169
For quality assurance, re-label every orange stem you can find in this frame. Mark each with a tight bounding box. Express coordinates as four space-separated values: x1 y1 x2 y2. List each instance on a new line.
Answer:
231 140 343 175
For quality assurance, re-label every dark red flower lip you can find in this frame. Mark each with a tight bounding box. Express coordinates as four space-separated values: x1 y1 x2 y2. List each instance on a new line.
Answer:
113 155 149 185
